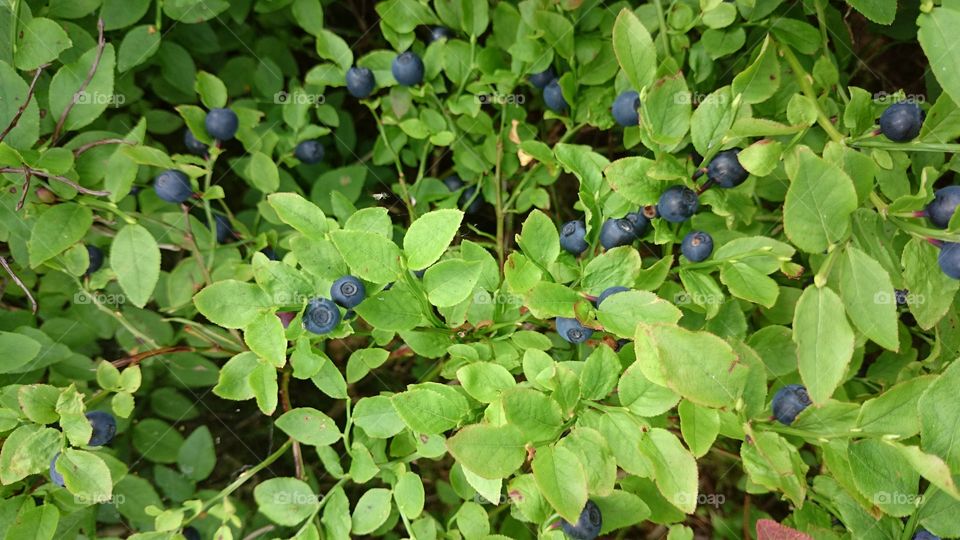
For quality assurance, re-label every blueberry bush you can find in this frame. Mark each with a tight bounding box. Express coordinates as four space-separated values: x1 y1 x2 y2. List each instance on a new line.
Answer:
2 0 960 539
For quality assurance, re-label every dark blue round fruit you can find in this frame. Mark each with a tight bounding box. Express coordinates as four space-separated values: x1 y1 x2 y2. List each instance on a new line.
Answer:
543 79 568 112
926 185 960 229
879 102 923 142
771 384 812 425
262 247 280 261
183 129 207 155
331 276 366 309
443 175 465 191
529 66 556 89
205 108 239 141
599 218 636 249
86 245 104 275
561 500 602 540
681 231 714 262
938 242 960 280
304 298 341 334
895 289 909 306
912 530 940 540
560 220 588 255
295 140 324 164
657 186 699 223
556 317 594 344
392 51 424 86
460 185 482 214
597 286 629 306
625 211 649 237
346 67 376 98
707 149 749 188
154 170 193 204
49 452 65 487
428 26 451 42
86 410 117 446
611 90 640 127
182 527 201 540
213 215 232 244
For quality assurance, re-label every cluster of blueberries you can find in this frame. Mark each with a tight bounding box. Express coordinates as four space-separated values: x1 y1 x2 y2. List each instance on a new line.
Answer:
49 411 117 487
302 275 366 334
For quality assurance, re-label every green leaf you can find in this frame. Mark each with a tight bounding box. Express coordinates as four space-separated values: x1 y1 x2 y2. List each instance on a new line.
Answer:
902 237 959 329
516 210 559 269
352 396 406 438
403 209 464 270
424 259 482 307
741 430 808 507
532 445 588 523
690 87 735 156
502 387 564 443
351 488 392 535
677 400 720 458
247 152 280 193
254 477 319 526
331 230 401 283
194 280 272 329
579 344 621 401
244 311 287 368
0 331 42 374
28 203 93 267
392 387 466 434
177 426 216 481
857 376 934 438
48 44 116 133
783 147 857 253
719 261 779 308
15 18 72 71
918 359 960 470
111 224 160 308
163 0 230 22
268 193 328 236
276 407 341 446
581 247 643 295
846 0 896 23
102 0 152 30
58 449 113 503
639 428 698 513
195 71 227 109
250 361 279 415
117 25 161 72
919 5 960 108
456 362 516 403
793 285 855 404
447 424 527 479
353 282 424 331
0 425 62 484
848 438 919 517
731 35 780 104
394 472 425 519
641 72 691 148
346 348 390 383
612 8 656 92
597 290 682 338
837 246 899 350
0 61 39 149
618 361 680 417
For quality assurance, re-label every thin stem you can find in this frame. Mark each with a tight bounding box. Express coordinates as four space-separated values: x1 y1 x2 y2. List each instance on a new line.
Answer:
0 64 47 145
73 138 133 157
0 167 111 197
494 109 507 272
814 244 842 288
652 0 672 58
52 18 106 145
778 42 844 143
111 346 194 368
0 256 37 313
850 139 960 153
280 368 305 481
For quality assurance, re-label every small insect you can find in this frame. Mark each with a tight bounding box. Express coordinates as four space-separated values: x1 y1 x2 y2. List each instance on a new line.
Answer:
372 192 390 201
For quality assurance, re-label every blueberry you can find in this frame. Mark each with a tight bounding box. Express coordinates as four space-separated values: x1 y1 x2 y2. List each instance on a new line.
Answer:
182 527 201 540
346 67 376 98
295 140 324 165
880 102 923 142
205 108 239 141
599 218 636 249
261 247 280 261
528 67 556 89
303 298 341 334
331 276 366 308
938 242 960 280
86 410 117 446
556 317 594 344
894 289 908 306
657 186 699 223
926 186 960 229
413 268 426 279
49 453 65 487
460 185 482 214
597 286 629 306
707 149 749 188
611 90 640 127
86 245 104 275
560 500 602 540
213 215 232 244
912 530 940 540
681 231 714 262
154 170 193 204
428 26 451 42
443 175 465 191
771 384 812 425
560 220 588 255
183 129 208 156
543 79 568 113
392 51 425 86
624 211 648 237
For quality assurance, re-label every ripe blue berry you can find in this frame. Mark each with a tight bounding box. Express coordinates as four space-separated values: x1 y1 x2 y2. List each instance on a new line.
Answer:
625 211 649 237
912 530 940 540
879 102 923 142
86 245 104 275
346 67 376 98
895 289 909 306
331 276 366 308
182 527 201 540
556 317 594 344
295 140 324 164
597 286 629 306
154 170 193 203
938 242 960 280
205 108 239 141
611 90 640 127
183 129 207 155
543 79 568 113
428 26 451 42
213 215 232 244
707 149 749 188
460 185 483 214
50 452 65 487
443 175 465 191
561 500 602 540
86 410 117 446
560 220 588 255
262 247 280 261
926 185 960 229
771 384 812 425
657 186 699 223
529 67 556 89
304 298 341 334
681 231 714 262
599 218 636 249
392 51 425 86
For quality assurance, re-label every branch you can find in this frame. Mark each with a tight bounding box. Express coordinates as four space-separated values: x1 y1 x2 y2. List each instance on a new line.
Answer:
0 167 110 196
51 18 106 145
15 170 30 211
111 346 195 368
73 138 133 157
0 64 47 145
0 256 37 314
